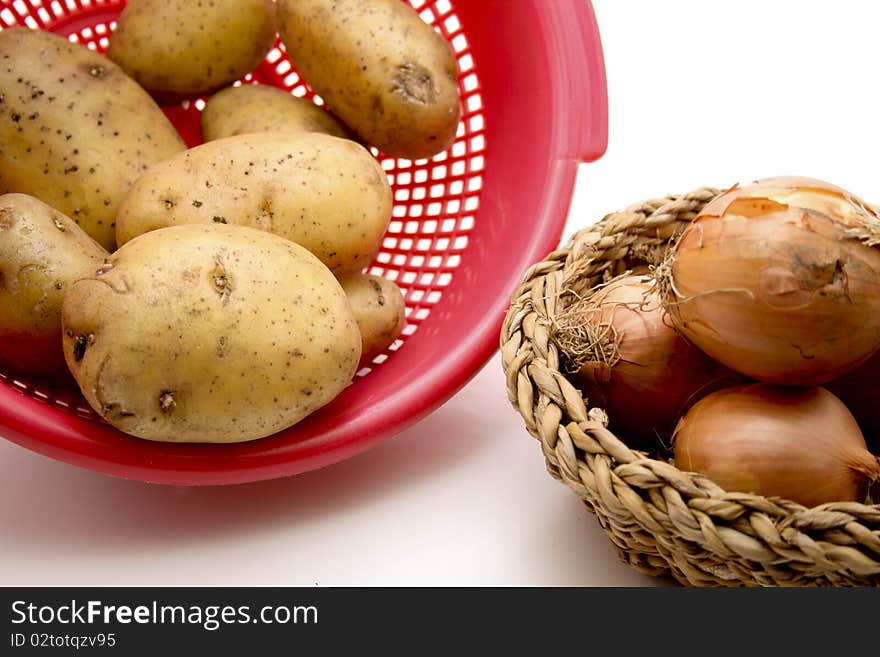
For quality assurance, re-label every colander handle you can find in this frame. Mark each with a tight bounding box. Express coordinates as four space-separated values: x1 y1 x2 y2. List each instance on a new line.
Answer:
556 0 609 162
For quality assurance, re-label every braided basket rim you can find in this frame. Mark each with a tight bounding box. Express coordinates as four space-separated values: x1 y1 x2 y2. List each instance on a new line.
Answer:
499 186 880 587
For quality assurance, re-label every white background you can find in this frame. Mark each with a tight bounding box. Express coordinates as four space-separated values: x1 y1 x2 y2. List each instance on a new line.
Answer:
2 0 879 586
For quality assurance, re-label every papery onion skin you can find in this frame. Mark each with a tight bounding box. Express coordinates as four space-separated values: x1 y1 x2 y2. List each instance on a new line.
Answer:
560 275 742 449
664 176 880 386
701 176 879 229
672 384 880 507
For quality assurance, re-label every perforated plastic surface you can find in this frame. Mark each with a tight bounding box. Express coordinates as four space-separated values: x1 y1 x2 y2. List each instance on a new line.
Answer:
0 0 607 484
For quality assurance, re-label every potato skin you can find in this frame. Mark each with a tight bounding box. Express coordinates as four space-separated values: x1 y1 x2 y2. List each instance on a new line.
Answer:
106 0 277 100
0 27 186 251
339 274 405 362
115 131 392 277
0 193 109 377
277 0 461 159
61 224 362 443
201 84 350 142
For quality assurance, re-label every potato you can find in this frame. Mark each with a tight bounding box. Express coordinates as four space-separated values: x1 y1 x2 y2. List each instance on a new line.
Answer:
0 193 109 377
115 131 392 277
339 274 406 362
276 0 461 160
61 224 362 443
106 0 277 100
201 84 350 142
0 27 186 251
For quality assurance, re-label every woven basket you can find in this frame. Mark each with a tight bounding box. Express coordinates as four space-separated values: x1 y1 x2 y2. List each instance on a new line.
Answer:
500 187 880 587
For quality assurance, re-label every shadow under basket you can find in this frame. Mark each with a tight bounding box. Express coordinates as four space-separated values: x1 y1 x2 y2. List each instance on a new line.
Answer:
500 186 880 587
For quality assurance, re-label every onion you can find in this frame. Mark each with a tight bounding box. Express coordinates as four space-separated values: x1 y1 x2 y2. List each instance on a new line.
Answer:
672 383 880 507
554 274 742 449
662 176 880 385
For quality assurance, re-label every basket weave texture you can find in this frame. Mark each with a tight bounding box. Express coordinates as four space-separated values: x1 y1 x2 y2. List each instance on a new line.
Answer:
500 187 880 587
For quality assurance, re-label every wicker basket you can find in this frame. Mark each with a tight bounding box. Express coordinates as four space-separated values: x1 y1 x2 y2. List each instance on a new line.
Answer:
500 187 880 587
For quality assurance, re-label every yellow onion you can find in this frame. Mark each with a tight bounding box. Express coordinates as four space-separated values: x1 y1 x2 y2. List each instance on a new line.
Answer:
554 274 742 449
663 176 880 385
672 383 880 507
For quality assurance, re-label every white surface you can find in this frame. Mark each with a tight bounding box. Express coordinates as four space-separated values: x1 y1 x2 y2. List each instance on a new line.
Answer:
2 0 879 587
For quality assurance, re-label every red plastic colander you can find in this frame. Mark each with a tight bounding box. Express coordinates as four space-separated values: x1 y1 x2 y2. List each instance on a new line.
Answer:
0 0 607 485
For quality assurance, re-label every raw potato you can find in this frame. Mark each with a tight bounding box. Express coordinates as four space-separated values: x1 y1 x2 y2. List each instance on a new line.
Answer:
339 273 406 362
277 0 461 159
106 0 277 100
0 193 109 377
0 28 186 250
115 131 392 277
61 224 362 443
201 84 350 142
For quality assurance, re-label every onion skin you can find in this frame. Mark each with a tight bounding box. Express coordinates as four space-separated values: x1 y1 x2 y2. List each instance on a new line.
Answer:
665 176 880 385
563 275 742 449
672 384 880 507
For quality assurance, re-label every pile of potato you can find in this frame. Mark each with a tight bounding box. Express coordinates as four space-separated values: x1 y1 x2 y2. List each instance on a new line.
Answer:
0 0 460 443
